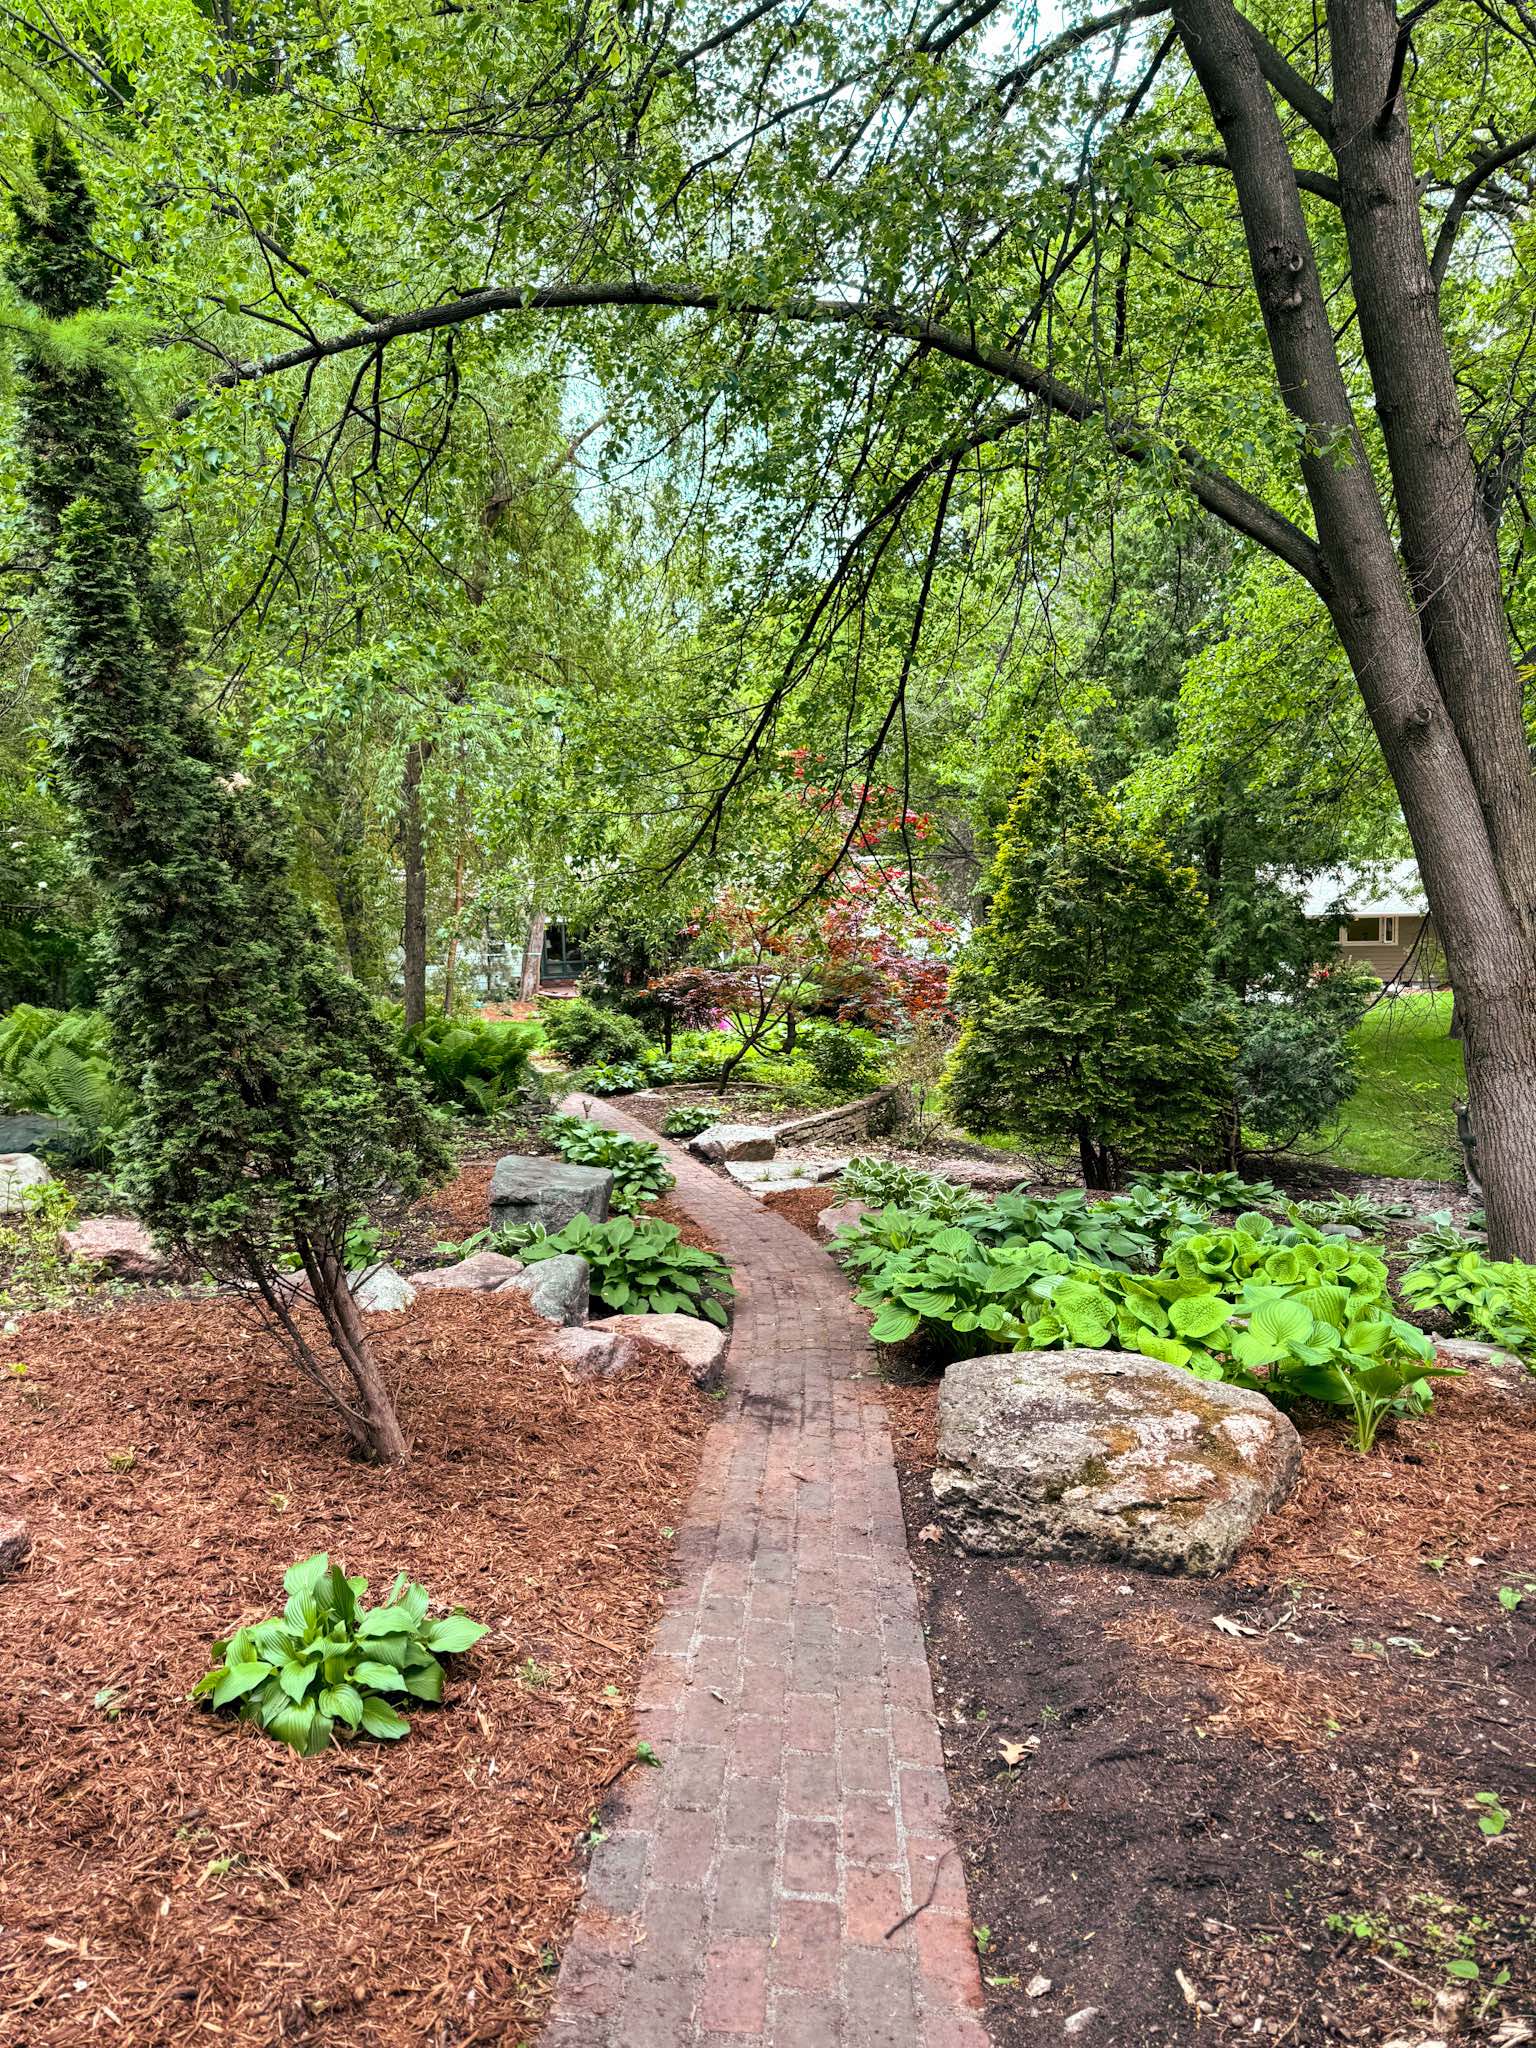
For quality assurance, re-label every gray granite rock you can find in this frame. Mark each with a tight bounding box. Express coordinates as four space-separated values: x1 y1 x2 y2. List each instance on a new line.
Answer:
592 1310 729 1388
499 1253 590 1325
689 1123 776 1164
351 1263 416 1312
816 1198 871 1246
489 1155 612 1235
414 1249 526 1293
546 1325 640 1377
933 1348 1301 1575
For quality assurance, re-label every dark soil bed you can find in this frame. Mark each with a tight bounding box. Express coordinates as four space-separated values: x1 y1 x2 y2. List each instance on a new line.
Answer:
0 1288 709 2046
761 1183 839 1235
879 1366 1536 2045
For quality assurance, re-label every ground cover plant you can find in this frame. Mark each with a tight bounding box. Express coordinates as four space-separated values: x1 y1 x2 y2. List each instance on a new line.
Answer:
0 1002 129 1160
400 1012 538 1116
1323 993 1465 1181
544 1112 675 1212
193 1551 487 1754
515 1210 734 1323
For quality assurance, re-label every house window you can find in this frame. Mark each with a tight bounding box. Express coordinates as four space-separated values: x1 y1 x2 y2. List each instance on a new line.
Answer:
1341 915 1396 945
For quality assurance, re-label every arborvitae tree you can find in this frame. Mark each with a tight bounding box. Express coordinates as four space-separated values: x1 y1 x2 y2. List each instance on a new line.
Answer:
947 729 1234 1189
9 132 449 1462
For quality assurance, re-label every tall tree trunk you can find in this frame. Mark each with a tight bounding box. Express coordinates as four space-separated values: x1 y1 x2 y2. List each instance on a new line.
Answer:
519 905 547 1001
297 1236 410 1464
1175 0 1536 1257
400 737 434 1030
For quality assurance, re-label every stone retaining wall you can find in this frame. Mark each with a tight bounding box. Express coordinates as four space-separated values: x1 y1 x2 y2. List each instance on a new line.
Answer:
774 1080 913 1146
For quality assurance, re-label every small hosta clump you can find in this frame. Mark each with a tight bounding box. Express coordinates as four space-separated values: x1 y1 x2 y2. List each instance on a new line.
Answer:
192 1552 487 1754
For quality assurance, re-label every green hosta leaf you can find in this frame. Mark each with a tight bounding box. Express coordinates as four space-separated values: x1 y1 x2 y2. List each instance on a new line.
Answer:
352 1658 409 1692
278 1657 319 1703
266 1701 319 1752
403 1657 445 1701
357 1604 417 1637
283 1552 330 1600
424 1614 488 1655
359 1697 410 1740
319 1683 365 1729
210 1660 272 1707
1169 1295 1230 1340
702 1297 729 1326
1247 1295 1315 1351
1137 1333 1194 1370
870 1306 922 1343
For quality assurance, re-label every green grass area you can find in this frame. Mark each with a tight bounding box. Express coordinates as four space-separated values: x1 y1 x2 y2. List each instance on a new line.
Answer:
1319 990 1465 1181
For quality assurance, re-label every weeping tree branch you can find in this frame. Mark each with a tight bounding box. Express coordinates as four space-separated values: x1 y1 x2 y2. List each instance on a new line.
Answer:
172 278 1326 589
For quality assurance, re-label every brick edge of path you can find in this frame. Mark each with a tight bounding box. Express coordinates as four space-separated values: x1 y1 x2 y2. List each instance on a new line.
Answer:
542 1096 991 2048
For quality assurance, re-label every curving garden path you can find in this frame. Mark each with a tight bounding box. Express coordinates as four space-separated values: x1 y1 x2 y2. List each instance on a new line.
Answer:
544 1096 989 2048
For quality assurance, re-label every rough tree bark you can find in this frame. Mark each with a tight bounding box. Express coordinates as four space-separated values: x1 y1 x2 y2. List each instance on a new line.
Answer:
1172 0 1536 1258
399 736 434 1031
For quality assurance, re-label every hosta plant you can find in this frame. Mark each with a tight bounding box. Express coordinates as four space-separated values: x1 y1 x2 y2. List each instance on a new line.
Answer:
192 1553 487 1754
853 1226 1072 1354
545 1114 675 1212
969 1189 1160 1270
517 1211 734 1323
1291 1191 1416 1232
1132 1168 1281 1211
838 1157 990 1223
661 1103 720 1138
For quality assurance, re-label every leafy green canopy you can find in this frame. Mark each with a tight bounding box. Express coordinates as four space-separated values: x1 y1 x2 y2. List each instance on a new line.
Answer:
9 132 447 1301
947 729 1233 1186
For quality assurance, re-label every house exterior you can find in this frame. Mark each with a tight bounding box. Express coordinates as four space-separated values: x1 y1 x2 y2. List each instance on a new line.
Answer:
1299 861 1444 988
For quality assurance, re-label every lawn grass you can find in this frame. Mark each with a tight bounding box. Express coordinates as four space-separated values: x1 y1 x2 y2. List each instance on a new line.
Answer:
1319 990 1465 1180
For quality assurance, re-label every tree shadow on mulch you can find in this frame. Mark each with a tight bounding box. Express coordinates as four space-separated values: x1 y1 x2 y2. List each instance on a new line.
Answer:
0 1290 709 2046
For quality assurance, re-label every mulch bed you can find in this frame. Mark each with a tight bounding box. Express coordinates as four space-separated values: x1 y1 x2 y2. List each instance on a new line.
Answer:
761 1184 838 1235
877 1363 1536 2045
0 1289 709 2046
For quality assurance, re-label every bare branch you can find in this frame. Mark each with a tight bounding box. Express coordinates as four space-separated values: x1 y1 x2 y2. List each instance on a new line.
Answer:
1431 128 1536 287
1158 145 1342 203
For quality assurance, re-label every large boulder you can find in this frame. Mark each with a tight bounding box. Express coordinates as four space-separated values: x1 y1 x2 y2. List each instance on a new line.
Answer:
592 1310 729 1388
0 1154 51 1214
62 1217 168 1283
933 1349 1301 1575
0 1114 72 1158
690 1124 776 1164
489 1156 612 1236
499 1254 590 1325
414 1249 525 1293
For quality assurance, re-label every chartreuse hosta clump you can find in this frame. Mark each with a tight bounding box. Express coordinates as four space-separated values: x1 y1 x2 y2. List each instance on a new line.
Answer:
192 1554 488 1754
844 1206 1458 1452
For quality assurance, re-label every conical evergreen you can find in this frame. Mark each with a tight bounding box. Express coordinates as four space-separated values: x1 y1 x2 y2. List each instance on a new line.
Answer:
9 131 449 1462
948 728 1234 1188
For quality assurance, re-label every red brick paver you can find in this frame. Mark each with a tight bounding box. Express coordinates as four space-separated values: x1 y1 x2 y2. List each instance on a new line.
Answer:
544 1097 989 2047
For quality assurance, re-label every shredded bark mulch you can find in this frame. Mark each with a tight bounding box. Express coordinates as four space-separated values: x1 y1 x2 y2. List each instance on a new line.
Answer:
879 1365 1536 2045
761 1184 838 1236
0 1290 709 2046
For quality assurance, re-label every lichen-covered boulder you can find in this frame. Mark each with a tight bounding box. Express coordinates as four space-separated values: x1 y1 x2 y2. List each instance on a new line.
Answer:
689 1124 776 1164
499 1254 590 1325
414 1250 525 1293
592 1311 729 1388
933 1349 1301 1575
489 1156 612 1236
0 1154 51 1214
61 1217 168 1282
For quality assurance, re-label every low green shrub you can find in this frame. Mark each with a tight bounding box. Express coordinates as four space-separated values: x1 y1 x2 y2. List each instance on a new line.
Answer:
545 1114 675 1212
516 1211 734 1324
539 997 653 1067
839 1158 987 1223
191 1552 487 1755
400 1013 538 1115
802 1025 884 1097
0 1179 89 1310
573 1060 649 1095
661 1103 720 1138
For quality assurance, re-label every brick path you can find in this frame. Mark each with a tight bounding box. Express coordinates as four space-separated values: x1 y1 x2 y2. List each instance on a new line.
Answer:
544 1097 990 2048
